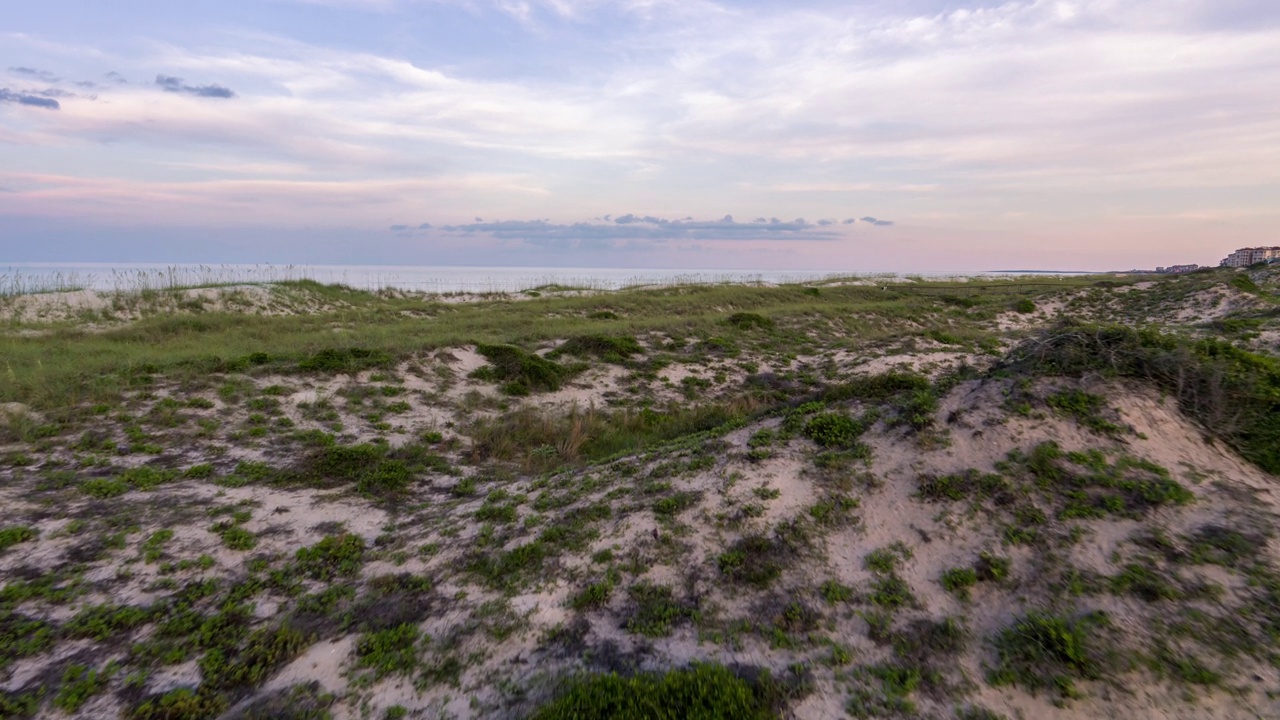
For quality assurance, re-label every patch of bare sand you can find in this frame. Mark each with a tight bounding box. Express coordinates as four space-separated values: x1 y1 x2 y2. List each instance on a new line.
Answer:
1173 285 1266 323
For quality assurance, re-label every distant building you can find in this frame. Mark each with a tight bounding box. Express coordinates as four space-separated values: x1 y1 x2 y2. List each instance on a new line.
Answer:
1155 264 1201 274
1221 247 1280 267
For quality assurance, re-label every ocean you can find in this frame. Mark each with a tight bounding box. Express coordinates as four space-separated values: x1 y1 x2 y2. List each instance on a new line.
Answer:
0 262 1080 295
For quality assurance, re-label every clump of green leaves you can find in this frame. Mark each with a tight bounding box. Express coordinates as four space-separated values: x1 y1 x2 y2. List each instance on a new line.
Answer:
802 413 864 448
940 568 979 600
298 347 394 373
295 534 366 580
1045 389 1123 435
471 344 581 395
1003 323 1280 474
989 611 1113 699
0 526 38 552
625 583 697 638
128 688 228 720
551 334 643 363
718 535 786 588
65 603 154 641
355 622 422 679
725 312 775 330
916 470 1010 503
529 663 776 720
54 663 116 712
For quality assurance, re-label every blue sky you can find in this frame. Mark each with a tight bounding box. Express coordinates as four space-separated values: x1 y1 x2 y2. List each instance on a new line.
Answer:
2 0 1278 270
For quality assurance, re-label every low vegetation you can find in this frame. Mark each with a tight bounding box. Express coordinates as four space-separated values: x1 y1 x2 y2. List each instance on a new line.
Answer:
1 267 1278 718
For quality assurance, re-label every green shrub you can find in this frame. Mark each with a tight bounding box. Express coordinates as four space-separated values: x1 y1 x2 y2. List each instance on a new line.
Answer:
201 625 310 691
570 578 616 611
1109 564 1184 602
869 575 915 610
298 347 394 373
1013 299 1036 314
653 492 697 517
819 580 855 604
1230 275 1261 294
1045 390 1122 435
295 534 366 581
1002 324 1280 474
803 413 863 448
863 545 911 574
142 529 175 563
0 690 38 719
725 313 775 330
916 470 1009 502
625 583 696 638
552 335 643 362
717 536 784 588
54 663 115 712
355 623 421 678
0 526 38 552
1184 525 1258 567
940 567 979 599
989 611 1112 698
467 541 551 591
975 552 1012 582
127 688 228 720
893 389 938 431
529 663 775 720
82 477 131 498
471 344 580 394
820 372 931 404
0 613 55 669
65 603 153 640
217 525 257 552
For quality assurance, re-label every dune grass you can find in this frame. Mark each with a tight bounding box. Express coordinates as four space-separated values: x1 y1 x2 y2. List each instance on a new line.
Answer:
0 275 1099 413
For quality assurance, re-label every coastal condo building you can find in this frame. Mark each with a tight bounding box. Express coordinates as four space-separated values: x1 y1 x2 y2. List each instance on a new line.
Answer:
1221 247 1280 267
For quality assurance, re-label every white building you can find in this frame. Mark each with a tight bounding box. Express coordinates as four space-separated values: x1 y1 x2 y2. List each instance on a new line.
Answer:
1221 247 1280 267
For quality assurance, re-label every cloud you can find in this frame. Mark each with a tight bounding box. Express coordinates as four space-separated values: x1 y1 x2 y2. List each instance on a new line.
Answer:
155 75 235 98
417 222 432 229
389 224 410 231
0 89 60 110
8 66 60 82
421 213 846 246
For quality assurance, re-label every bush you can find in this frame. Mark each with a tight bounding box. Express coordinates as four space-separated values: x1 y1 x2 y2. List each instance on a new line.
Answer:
820 372 930 404
128 688 228 720
298 347 394 373
625 583 697 637
0 526 38 552
1013 299 1036 314
471 344 580 394
295 534 366 581
803 413 863 448
65 604 154 641
725 313 775 330
355 623 421 678
989 611 1112 698
1002 323 1280 474
54 663 115 712
940 568 978 599
717 536 785 588
201 625 310 691
528 663 776 720
1045 390 1122 435
552 335 643 362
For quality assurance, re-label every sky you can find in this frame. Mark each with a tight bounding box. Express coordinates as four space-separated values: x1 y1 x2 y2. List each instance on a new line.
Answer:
1 0 1278 271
